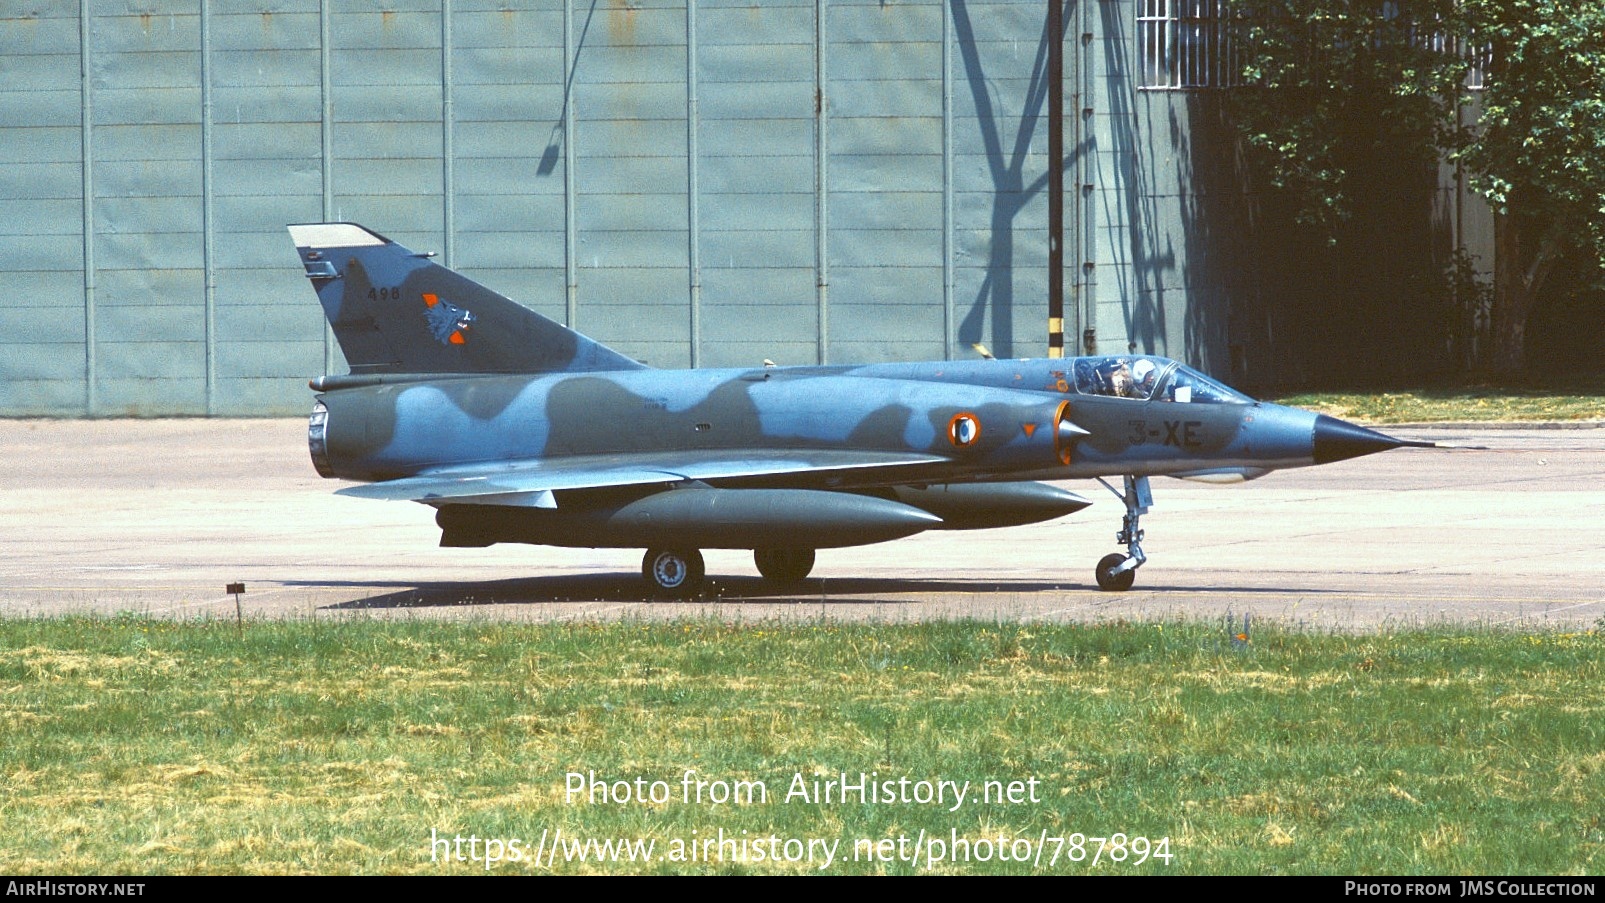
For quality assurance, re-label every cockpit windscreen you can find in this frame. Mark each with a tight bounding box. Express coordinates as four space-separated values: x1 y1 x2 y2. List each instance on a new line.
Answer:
1073 356 1253 404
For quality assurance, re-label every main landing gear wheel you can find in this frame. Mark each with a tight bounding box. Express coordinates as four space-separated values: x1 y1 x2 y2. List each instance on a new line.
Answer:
754 548 816 585
1092 474 1152 592
642 548 705 596
1095 553 1136 592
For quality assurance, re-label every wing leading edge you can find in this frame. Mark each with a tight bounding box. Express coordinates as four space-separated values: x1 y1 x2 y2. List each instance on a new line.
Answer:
335 448 952 507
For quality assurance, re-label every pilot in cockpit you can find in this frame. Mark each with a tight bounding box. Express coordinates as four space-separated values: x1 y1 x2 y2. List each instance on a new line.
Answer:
1131 359 1158 399
1106 358 1134 397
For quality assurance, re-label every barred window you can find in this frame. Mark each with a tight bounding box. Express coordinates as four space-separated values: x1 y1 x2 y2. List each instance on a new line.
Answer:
1139 2 1485 93
1411 19 1490 90
1465 40 1489 90
1138 0 1238 90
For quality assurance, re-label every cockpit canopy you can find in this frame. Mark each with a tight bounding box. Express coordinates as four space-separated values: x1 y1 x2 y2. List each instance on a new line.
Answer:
1072 356 1253 404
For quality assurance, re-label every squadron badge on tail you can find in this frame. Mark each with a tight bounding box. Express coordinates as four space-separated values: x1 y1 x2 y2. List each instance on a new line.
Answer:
422 293 475 346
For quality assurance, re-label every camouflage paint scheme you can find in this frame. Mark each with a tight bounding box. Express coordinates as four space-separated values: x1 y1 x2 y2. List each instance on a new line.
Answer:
290 224 1422 593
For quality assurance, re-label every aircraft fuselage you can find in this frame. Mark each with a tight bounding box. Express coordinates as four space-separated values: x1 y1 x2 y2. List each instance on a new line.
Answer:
310 358 1316 488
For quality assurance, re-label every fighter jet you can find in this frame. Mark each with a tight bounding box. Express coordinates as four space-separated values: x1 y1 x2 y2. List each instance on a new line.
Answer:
290 223 1430 595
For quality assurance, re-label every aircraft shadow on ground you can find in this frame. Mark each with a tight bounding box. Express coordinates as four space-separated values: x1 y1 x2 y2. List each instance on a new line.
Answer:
282 575 1337 611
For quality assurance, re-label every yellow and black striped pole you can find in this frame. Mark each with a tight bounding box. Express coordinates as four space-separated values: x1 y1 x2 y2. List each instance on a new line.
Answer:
1047 0 1065 359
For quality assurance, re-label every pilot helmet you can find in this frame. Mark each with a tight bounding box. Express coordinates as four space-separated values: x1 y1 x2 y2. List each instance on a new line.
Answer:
1132 359 1156 385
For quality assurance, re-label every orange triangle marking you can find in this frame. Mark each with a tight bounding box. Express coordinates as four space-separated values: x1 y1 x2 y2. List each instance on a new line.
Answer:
423 293 439 307
1022 422 1037 437
449 330 466 345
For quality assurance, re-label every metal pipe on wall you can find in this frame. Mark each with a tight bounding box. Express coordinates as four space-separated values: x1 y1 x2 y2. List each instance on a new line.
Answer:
564 0 578 331
943 0 954 361
202 0 216 413
1076 3 1098 356
78 0 95 415
687 0 701 368
1048 0 1064 359
442 0 455 268
814 0 829 365
320 0 336 375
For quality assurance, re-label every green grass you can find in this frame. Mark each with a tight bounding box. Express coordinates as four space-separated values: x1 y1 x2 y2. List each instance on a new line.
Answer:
0 616 1601 874
1272 376 1605 423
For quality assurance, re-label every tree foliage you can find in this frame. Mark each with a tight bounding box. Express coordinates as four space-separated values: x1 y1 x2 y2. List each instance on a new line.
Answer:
1226 0 1605 373
1226 0 1471 236
1459 0 1605 371
1462 1 1605 265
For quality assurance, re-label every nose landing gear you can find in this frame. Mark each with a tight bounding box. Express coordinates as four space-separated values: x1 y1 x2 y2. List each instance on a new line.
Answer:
1093 475 1150 592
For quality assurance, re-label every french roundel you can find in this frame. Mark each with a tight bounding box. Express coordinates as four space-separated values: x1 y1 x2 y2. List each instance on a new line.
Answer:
947 412 982 448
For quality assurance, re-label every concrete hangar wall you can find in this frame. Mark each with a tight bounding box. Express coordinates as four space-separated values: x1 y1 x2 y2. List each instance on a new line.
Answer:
1 0 1234 417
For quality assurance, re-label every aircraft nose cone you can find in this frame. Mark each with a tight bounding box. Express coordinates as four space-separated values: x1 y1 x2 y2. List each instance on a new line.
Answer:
1056 415 1088 444
1312 414 1404 464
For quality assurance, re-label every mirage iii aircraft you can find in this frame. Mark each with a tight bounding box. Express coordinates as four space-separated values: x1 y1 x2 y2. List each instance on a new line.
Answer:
290 223 1430 594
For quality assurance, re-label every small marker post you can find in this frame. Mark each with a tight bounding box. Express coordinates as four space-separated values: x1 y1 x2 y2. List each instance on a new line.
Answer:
227 582 245 634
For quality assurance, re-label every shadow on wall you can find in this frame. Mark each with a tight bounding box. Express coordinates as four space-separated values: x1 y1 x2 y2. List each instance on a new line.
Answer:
1098 4 1281 387
1096 3 1463 391
1100 4 1270 385
941 0 1256 381
1097 3 1483 392
1176 95 1280 389
537 0 601 176
1098 2 1171 368
951 0 1063 360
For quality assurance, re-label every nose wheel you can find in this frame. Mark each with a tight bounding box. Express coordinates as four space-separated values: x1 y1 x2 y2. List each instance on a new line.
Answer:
1095 553 1137 592
1093 475 1150 591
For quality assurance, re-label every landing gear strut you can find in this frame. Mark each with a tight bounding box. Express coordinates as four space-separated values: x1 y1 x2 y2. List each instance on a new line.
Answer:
1093 475 1151 592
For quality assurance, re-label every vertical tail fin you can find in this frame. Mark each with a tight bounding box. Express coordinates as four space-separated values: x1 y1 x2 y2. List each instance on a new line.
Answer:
288 223 647 375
